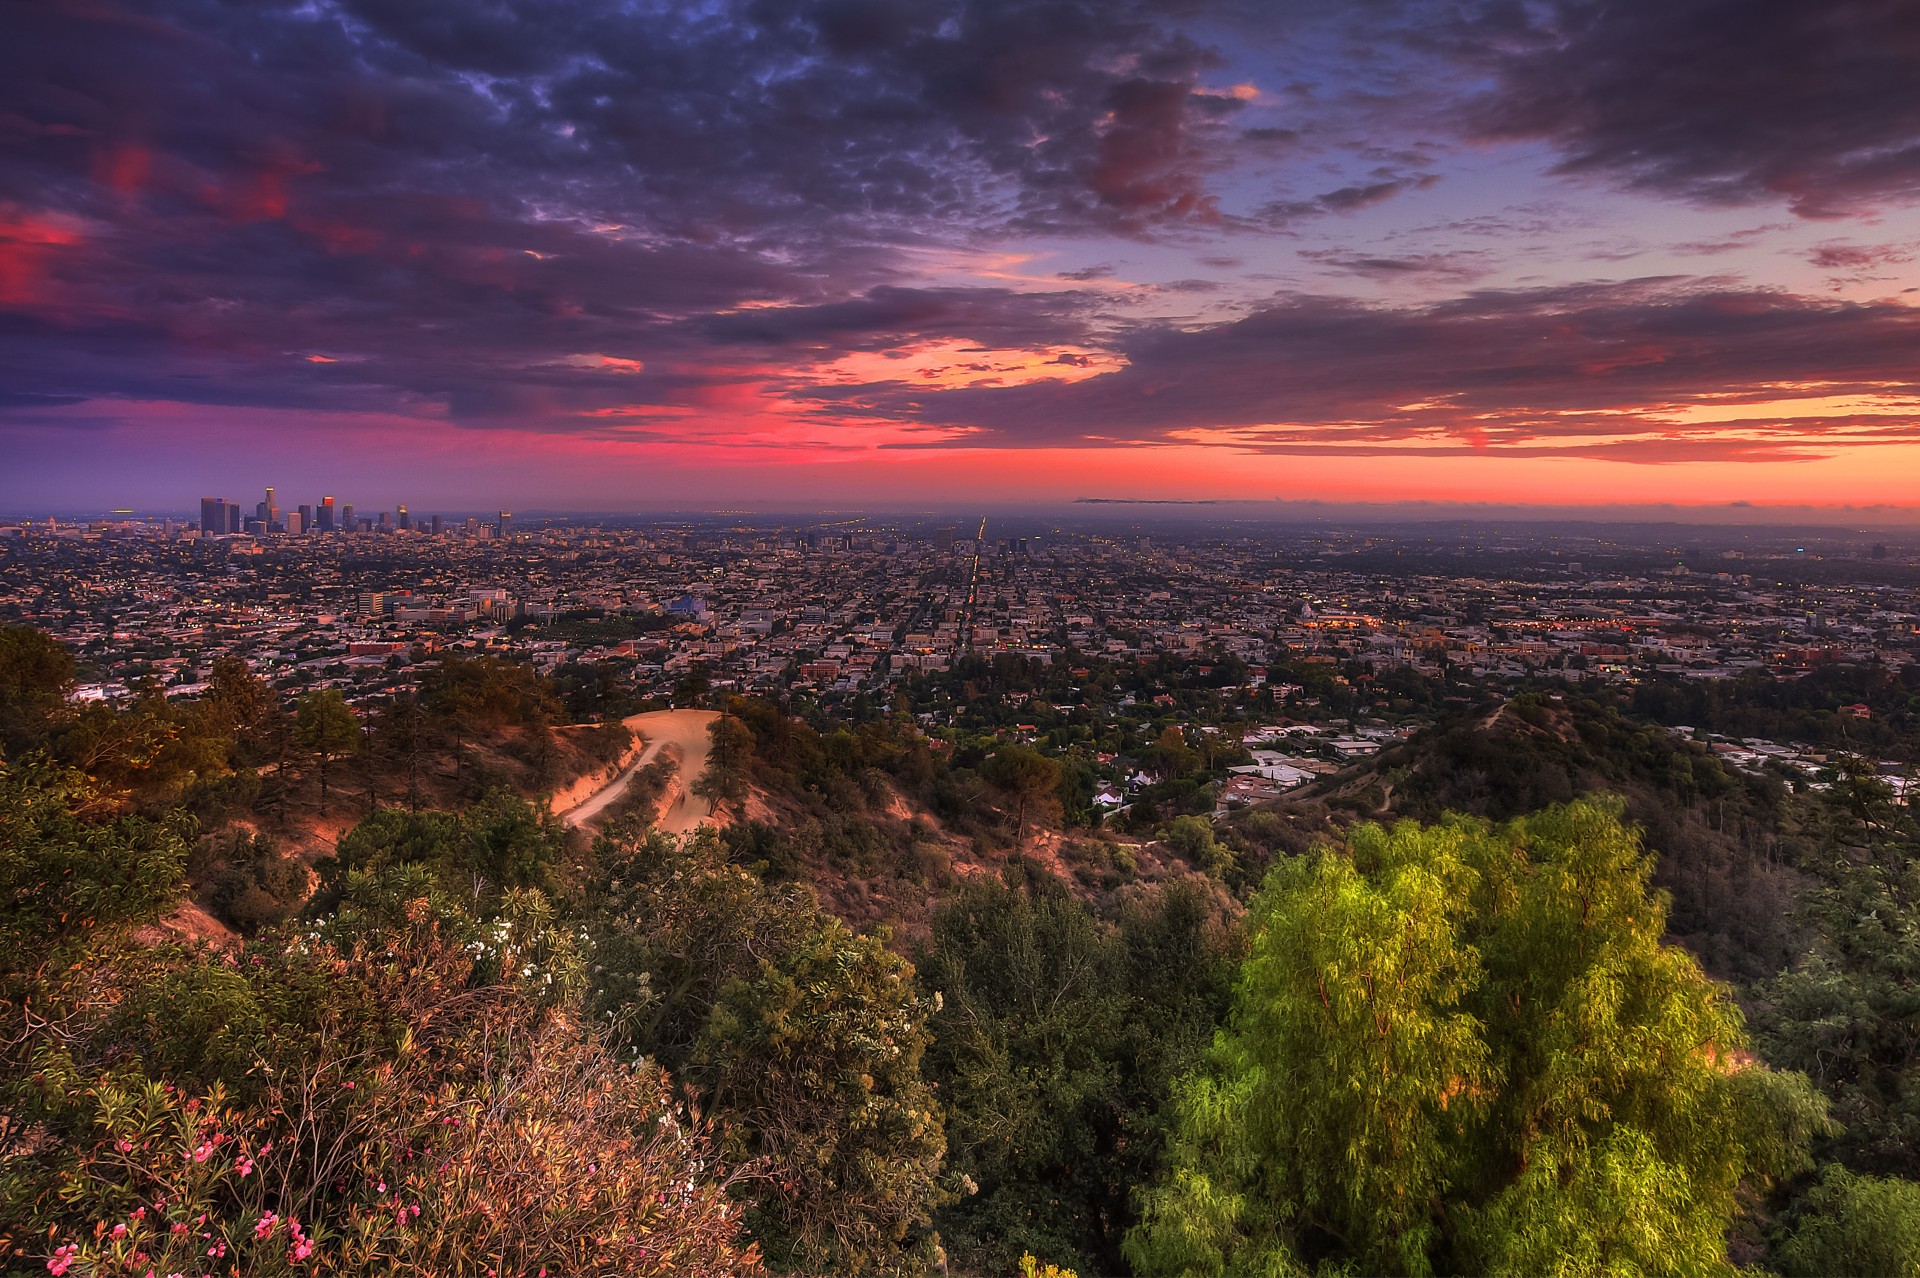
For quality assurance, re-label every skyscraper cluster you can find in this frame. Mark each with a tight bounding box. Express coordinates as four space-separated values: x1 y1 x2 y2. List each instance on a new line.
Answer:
195 488 512 538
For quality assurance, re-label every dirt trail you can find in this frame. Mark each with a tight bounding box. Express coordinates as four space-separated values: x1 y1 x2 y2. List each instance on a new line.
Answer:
559 709 719 833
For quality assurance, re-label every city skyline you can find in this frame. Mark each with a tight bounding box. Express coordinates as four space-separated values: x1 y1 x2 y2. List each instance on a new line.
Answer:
4 2 1919 512
17 491 1920 531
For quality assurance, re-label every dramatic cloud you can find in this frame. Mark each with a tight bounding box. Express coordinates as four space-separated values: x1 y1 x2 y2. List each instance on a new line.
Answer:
1 0 1265 242
0 0 1276 438
1469 0 1920 217
854 283 1920 460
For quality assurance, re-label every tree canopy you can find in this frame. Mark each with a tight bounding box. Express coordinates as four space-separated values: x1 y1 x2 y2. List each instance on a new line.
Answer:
1127 800 1826 1277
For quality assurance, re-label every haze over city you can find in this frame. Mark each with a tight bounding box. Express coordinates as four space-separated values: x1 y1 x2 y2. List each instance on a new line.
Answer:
4 0 1919 514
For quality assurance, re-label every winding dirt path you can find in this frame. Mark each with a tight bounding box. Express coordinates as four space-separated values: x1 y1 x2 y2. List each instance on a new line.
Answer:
559 709 719 833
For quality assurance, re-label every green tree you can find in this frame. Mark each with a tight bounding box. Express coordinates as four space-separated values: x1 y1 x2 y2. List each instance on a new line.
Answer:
695 918 946 1274
1772 1165 1920 1277
459 786 569 899
201 655 270 750
419 653 559 784
1160 814 1233 878
201 831 309 934
694 714 755 819
0 754 186 987
324 789 567 905
1127 800 1824 1276
920 870 1235 1275
373 694 432 811
0 625 76 755
1757 853 1920 1176
588 825 946 1271
294 689 359 815
588 824 816 1071
1145 726 1196 781
985 744 1063 839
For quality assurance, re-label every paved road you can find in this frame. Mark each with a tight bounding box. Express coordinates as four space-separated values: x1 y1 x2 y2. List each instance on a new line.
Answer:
560 709 719 832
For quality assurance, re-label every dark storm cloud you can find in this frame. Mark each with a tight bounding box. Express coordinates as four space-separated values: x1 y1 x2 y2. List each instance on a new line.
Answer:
849 282 1920 457
0 0 1271 428
1 0 1250 237
1467 0 1920 217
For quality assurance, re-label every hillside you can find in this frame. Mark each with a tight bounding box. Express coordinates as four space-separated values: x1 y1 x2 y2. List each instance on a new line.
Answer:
1239 693 1813 983
8 630 1920 1277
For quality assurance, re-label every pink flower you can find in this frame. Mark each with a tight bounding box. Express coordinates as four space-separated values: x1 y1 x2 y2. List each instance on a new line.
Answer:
376 1181 386 1193
112 1223 127 1238
254 1213 279 1240
47 1243 77 1275
287 1218 313 1263
259 1141 273 1155
115 1138 134 1153
236 1156 255 1177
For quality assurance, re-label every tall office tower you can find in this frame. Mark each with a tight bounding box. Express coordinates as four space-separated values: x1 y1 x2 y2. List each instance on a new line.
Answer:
497 511 512 538
318 495 336 532
934 525 955 551
200 497 224 534
341 503 354 532
465 516 479 535
298 503 314 532
259 486 278 525
228 505 242 534
431 513 443 535
377 511 392 530
397 503 410 531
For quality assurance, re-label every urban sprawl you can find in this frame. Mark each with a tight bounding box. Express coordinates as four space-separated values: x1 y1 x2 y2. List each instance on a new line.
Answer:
7 495 1919 815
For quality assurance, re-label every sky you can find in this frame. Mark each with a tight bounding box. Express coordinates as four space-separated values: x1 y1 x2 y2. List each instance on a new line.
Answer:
3 0 1919 516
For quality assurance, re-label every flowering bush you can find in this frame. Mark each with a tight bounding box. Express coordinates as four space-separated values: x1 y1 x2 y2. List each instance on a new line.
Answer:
25 909 761 1277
